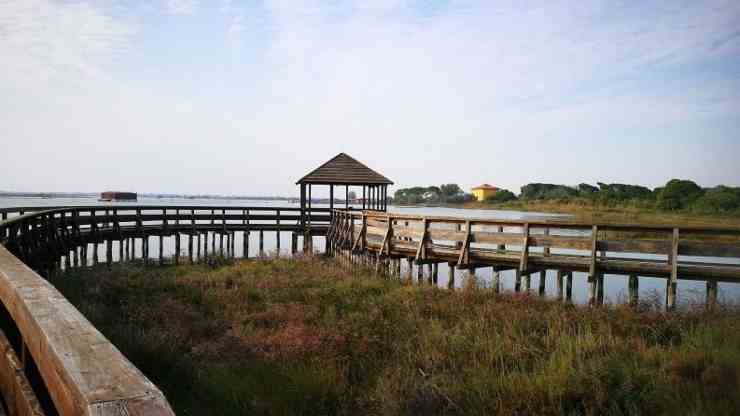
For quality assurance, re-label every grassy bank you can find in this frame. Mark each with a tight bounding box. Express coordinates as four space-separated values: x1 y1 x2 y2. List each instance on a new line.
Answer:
455 199 740 227
53 258 740 415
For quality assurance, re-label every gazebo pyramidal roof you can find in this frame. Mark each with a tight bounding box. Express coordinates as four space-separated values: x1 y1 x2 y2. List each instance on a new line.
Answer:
296 153 394 186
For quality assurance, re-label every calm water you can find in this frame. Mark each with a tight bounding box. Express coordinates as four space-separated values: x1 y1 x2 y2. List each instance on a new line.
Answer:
2 196 738 306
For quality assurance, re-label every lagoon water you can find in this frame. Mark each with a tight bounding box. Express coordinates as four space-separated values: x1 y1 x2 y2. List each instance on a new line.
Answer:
2 196 738 306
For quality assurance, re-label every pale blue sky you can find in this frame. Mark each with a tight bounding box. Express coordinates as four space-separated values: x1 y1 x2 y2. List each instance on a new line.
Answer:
1 0 739 196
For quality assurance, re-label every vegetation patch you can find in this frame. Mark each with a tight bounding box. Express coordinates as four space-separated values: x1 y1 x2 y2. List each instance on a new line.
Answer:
53 258 740 415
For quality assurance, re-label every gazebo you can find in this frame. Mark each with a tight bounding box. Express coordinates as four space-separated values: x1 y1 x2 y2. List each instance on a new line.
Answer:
296 153 393 228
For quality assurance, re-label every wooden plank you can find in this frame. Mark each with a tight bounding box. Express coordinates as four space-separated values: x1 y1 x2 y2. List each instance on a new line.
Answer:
519 224 530 272
456 221 471 267
0 328 45 416
679 241 740 258
471 231 524 246
528 235 591 251
393 228 423 240
366 218 388 228
598 239 669 255
589 225 598 278
379 222 392 256
414 218 429 262
0 245 174 416
365 225 388 237
427 229 467 241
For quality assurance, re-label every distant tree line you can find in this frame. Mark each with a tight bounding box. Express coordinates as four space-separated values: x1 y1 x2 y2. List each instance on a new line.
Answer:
391 179 740 214
393 184 475 205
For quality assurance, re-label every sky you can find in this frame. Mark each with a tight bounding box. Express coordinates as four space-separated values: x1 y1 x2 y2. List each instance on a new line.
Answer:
1 0 739 197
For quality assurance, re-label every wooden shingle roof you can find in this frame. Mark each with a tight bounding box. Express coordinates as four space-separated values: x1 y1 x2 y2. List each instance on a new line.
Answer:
296 153 394 185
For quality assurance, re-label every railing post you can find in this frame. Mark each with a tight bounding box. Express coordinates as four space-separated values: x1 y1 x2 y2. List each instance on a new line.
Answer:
667 228 679 311
588 225 598 306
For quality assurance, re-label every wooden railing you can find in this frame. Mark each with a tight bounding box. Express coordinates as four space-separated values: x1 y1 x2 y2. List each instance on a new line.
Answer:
0 205 332 416
0 206 332 272
328 209 740 308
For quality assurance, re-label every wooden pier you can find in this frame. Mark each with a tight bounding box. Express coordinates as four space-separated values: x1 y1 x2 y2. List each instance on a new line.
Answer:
327 209 740 308
0 153 394 415
0 153 738 415
0 204 334 416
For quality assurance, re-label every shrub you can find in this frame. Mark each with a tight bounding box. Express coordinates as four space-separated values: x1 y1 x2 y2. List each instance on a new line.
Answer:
485 189 517 203
657 179 705 210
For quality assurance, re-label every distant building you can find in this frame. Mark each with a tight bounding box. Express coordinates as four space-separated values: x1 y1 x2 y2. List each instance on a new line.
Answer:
471 184 499 202
99 191 137 202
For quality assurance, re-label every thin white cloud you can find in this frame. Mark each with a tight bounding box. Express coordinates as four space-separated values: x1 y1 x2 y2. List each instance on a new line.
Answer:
165 0 199 15
219 0 233 14
1 0 739 195
0 0 136 90
228 12 245 45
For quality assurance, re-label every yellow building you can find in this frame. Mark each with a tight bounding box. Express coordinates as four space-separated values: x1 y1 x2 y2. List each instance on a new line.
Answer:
471 184 499 201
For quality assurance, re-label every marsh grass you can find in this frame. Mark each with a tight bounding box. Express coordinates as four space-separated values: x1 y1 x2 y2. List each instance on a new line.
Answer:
461 199 740 228
53 257 740 415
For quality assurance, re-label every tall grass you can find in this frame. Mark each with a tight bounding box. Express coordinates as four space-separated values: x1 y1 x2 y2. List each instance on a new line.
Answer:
53 257 740 415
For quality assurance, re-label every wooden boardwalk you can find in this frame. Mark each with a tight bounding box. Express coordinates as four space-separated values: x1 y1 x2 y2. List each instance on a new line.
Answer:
1 201 739 415
327 209 740 308
0 204 331 416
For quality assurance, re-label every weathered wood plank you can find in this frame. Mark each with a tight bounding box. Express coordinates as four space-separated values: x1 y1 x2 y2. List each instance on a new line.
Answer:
0 328 45 416
0 245 174 416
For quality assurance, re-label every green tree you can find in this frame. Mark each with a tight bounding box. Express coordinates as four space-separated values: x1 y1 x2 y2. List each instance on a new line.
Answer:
578 183 599 196
486 189 517 203
691 186 740 213
657 179 704 210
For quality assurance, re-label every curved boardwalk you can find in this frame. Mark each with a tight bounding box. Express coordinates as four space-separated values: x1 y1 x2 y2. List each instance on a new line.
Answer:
0 205 330 416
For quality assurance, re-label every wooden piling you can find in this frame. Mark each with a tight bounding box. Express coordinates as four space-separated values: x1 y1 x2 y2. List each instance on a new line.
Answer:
587 274 596 306
143 237 148 264
492 269 500 294
628 274 638 306
259 230 264 256
565 272 573 302
106 239 112 269
447 262 456 289
432 263 438 285
597 273 605 305
276 231 281 256
556 270 564 301
203 232 209 257
159 235 164 266
515 270 522 292
538 270 546 296
706 280 718 309
175 234 180 265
